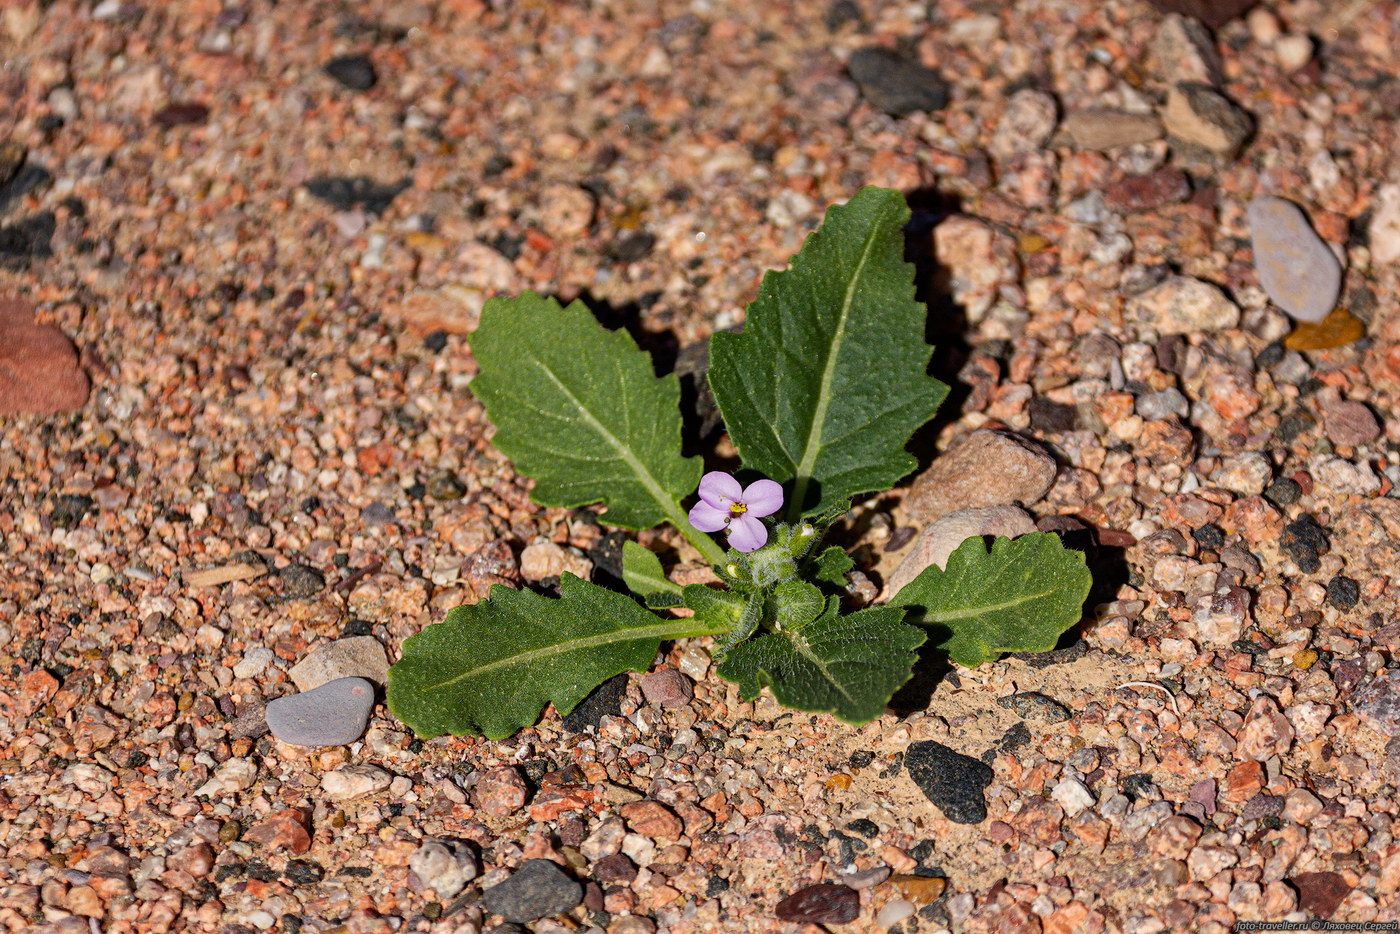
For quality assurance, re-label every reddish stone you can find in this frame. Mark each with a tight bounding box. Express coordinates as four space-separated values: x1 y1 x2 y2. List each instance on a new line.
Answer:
1223 761 1265 803
243 809 311 855
774 884 860 924
1104 169 1191 212
472 766 529 818
17 669 59 717
528 788 595 822
0 297 90 415
1290 871 1351 919
619 800 683 840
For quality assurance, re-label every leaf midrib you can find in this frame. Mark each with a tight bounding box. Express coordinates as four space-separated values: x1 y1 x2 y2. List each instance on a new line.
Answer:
424 616 730 692
531 357 685 529
786 202 889 519
912 586 1064 623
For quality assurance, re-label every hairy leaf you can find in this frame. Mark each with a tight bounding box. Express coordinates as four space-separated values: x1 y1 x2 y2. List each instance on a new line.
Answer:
890 533 1092 667
709 187 948 519
813 546 855 587
622 541 681 602
388 575 726 739
716 595 925 724
470 293 699 530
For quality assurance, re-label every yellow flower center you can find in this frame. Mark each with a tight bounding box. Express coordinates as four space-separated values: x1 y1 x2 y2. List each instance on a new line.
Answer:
729 502 748 516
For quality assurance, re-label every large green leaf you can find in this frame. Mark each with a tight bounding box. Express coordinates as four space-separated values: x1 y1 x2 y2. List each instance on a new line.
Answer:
388 575 727 739
716 588 926 724
890 533 1092 667
708 187 948 520
470 293 699 530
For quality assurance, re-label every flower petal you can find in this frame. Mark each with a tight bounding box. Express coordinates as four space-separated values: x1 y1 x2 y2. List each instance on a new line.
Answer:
727 514 769 553
740 479 784 518
688 500 731 533
698 470 742 508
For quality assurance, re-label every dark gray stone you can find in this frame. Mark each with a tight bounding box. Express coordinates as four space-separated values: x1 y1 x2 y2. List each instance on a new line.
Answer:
482 859 582 923
847 47 949 116
265 677 375 747
324 54 377 91
905 740 993 824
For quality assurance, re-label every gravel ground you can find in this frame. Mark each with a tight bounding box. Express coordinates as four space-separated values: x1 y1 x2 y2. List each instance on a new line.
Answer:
3 0 1400 932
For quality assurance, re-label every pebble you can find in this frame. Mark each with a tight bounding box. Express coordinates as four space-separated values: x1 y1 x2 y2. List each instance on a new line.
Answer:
233 647 275 680
1104 168 1191 212
1162 83 1252 157
1137 388 1189 420
408 840 479 899
886 505 1037 597
1320 397 1380 447
639 670 693 708
875 899 916 928
995 691 1071 723
279 563 326 597
0 296 90 415
1236 696 1294 760
304 175 410 215
321 763 393 799
472 766 530 818
266 677 375 747
1247 197 1342 323
242 809 311 855
482 859 583 923
0 212 53 263
288 637 390 691
323 54 377 91
1147 0 1258 29
904 740 993 824
889 874 947 904
1273 34 1313 71
846 47 949 116
619 800 683 840
1211 453 1272 496
773 883 860 924
933 216 1020 322
905 429 1057 523
1127 275 1240 334
1060 110 1163 150
990 89 1058 159
1354 670 1400 737
1051 778 1096 817
1291 871 1352 920
1370 183 1400 265
519 541 594 583
1152 14 1223 86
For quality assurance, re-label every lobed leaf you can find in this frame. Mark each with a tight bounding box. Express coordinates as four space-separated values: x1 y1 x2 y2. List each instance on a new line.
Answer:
470 293 699 530
889 533 1092 667
716 595 926 724
387 575 727 739
708 187 948 519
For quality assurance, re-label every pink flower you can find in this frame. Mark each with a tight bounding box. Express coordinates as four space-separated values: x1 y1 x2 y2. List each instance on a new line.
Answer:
688 471 784 553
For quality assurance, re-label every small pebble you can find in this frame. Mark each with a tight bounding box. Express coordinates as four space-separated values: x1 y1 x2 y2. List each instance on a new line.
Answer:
324 54 377 91
1060 109 1163 150
482 859 583 923
773 883 860 924
288 636 390 690
904 740 993 824
875 899 916 928
906 429 1057 523
1162 83 1252 157
640 669 693 708
409 840 478 899
1128 275 1240 335
847 47 948 116
266 678 375 747
1248 196 1342 323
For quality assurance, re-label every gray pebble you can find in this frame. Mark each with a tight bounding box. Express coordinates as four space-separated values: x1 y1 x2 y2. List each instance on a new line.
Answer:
265 677 375 747
1248 196 1342 323
1136 388 1189 421
408 840 478 900
482 859 582 923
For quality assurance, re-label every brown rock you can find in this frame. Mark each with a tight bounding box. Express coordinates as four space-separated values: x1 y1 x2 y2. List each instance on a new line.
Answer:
0 297 90 415
168 843 215 878
1162 83 1252 158
1104 169 1191 212
1321 398 1381 447
1290 871 1351 919
1147 0 1257 29
619 800 683 840
65 885 103 919
1061 110 1163 151
473 766 529 818
389 284 485 336
774 883 860 924
243 808 311 855
906 429 1056 523
890 874 946 904
639 669 693 708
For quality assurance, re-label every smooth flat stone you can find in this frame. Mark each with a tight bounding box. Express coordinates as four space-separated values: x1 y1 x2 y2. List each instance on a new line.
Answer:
1249 196 1342 323
266 677 374 747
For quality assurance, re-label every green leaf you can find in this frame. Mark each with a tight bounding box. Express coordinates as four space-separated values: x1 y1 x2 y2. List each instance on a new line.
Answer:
470 293 699 531
622 541 681 601
387 575 727 739
813 546 855 587
708 187 948 520
684 585 761 657
715 596 925 724
890 533 1092 667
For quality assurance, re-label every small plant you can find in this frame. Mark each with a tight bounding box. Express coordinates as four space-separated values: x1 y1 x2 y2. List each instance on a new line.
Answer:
387 187 1092 740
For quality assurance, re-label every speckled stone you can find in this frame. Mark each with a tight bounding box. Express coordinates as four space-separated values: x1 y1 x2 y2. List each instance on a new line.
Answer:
265 677 375 747
1248 197 1342 323
905 740 993 824
288 636 389 691
482 859 583 923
